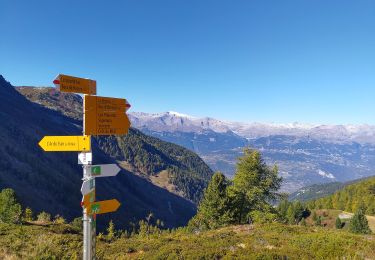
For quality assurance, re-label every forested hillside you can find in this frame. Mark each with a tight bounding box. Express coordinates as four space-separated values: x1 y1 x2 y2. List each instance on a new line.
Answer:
307 176 375 215
16 85 213 203
289 176 375 202
0 75 213 229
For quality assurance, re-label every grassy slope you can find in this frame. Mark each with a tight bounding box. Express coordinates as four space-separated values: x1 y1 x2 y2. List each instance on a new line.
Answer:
307 209 375 233
1 223 374 259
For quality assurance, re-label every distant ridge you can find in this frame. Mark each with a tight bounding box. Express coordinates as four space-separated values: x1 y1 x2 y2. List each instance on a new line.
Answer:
130 111 375 144
129 111 375 193
289 176 375 202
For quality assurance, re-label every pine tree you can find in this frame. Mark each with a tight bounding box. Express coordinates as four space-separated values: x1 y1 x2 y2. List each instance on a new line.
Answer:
0 188 22 224
107 220 116 241
277 196 290 222
228 149 282 224
349 207 371 234
286 204 296 224
335 217 343 229
293 201 305 223
24 207 33 222
189 172 231 230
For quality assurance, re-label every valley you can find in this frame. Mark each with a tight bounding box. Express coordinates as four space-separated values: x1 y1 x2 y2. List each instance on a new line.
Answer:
131 112 375 192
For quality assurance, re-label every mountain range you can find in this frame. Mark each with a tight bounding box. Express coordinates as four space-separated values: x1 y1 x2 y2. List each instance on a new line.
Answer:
0 75 214 230
130 111 375 192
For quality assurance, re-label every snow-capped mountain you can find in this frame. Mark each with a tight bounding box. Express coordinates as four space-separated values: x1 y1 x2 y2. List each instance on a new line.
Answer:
130 111 375 144
129 111 375 192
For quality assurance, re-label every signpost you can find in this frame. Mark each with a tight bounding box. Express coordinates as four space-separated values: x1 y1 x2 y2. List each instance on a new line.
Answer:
53 74 97 95
38 74 131 260
78 152 93 165
81 179 95 196
87 164 121 178
84 95 131 135
38 136 91 152
82 189 95 208
87 199 121 215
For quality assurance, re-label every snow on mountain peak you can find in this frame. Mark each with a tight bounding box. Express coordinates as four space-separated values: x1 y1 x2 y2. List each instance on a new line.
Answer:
318 170 335 179
129 111 375 144
166 111 196 119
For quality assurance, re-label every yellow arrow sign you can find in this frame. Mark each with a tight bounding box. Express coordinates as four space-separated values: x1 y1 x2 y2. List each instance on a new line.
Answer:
84 95 131 136
54 74 96 95
87 199 120 215
38 136 91 152
82 189 95 208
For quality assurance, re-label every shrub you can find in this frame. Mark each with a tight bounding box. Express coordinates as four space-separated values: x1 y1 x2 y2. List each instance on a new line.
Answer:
54 215 66 224
315 216 322 226
70 217 83 230
335 217 343 229
37 211 51 223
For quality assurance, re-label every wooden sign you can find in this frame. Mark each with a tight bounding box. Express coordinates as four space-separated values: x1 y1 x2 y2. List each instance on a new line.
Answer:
84 96 131 135
87 199 121 215
38 136 91 152
53 74 96 95
85 95 127 112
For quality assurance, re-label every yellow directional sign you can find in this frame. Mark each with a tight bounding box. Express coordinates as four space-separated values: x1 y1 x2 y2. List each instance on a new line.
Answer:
38 136 91 152
53 74 96 95
85 95 127 112
84 96 131 135
87 199 120 215
82 189 95 208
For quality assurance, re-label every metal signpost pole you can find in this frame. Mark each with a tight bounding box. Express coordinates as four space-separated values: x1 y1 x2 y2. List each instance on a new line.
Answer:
83 164 96 260
82 167 90 259
82 94 93 260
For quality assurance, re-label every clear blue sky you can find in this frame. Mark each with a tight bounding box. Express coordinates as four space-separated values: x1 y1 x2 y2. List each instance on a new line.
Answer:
1 0 375 124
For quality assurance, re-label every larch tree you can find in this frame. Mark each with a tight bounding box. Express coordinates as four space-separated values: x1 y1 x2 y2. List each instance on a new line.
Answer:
189 172 232 230
349 206 372 234
0 188 22 224
228 148 282 224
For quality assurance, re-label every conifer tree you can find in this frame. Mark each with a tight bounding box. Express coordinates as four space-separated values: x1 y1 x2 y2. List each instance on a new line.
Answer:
228 149 282 224
293 201 305 223
349 207 371 234
287 204 296 224
107 220 116 241
24 207 33 222
277 197 290 223
189 172 231 230
0 188 22 224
